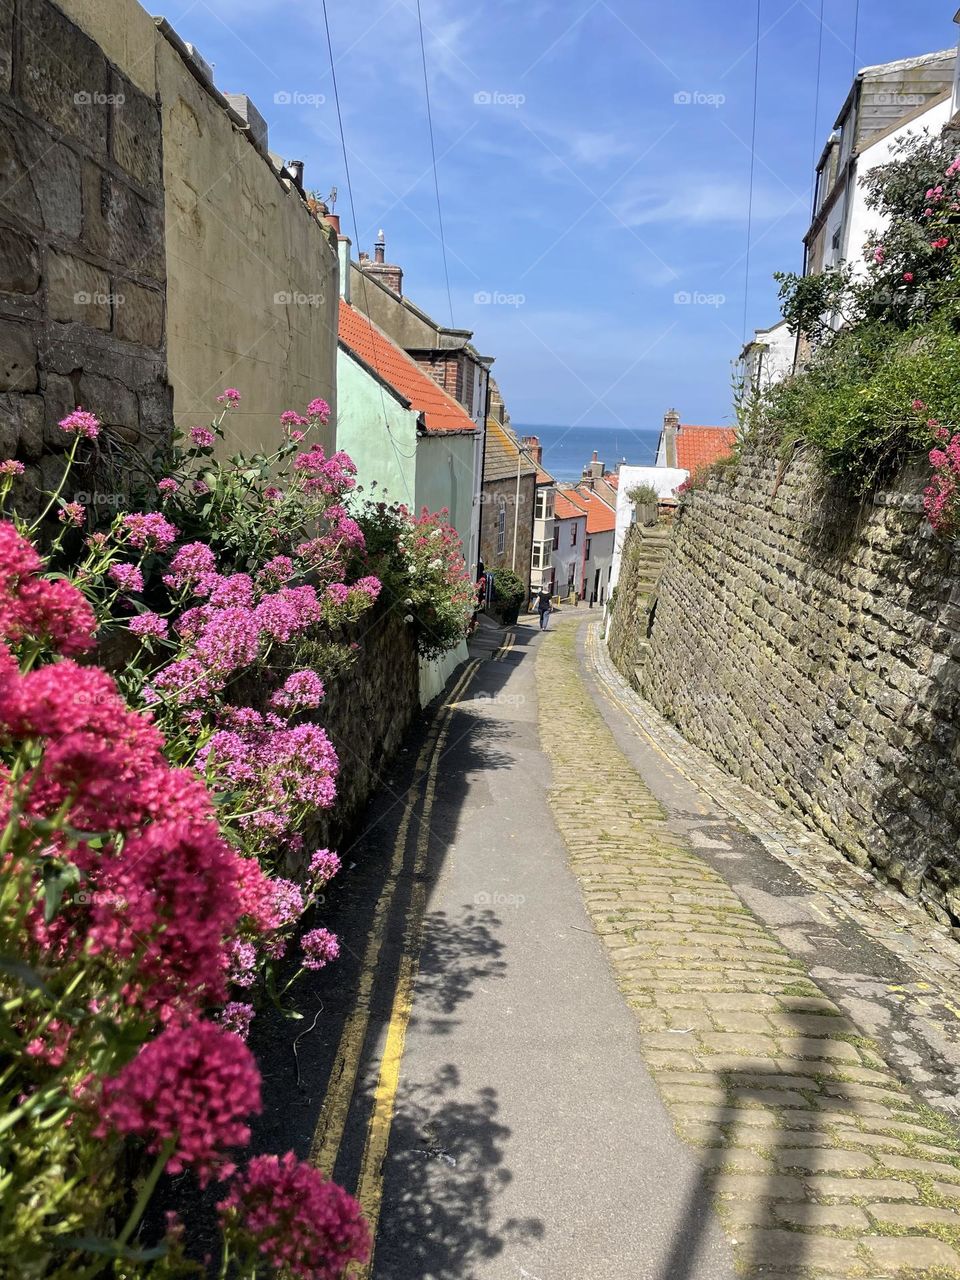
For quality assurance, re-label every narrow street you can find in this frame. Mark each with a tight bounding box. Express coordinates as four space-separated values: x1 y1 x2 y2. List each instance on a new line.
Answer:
255 615 960 1280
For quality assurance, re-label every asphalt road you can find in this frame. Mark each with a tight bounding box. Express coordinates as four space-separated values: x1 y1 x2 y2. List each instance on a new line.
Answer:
255 616 735 1280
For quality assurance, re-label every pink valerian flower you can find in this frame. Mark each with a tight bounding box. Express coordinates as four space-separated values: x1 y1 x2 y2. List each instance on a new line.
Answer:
325 583 350 606
932 236 950 250
926 185 945 201
5 572 97 656
254 585 322 643
281 411 309 427
97 1022 262 1183
128 611 168 638
193 480 211 496
158 477 179 498
58 502 85 527
270 879 305 928
354 575 382 601
301 927 339 970
902 271 914 283
270 670 325 712
122 512 179 551
207 574 255 609
190 426 215 447
307 397 331 423
872 245 885 265
264 486 283 502
219 1002 255 1040
217 388 241 405
86 532 108 551
108 562 144 593
309 849 341 884
227 937 257 988
146 657 219 706
257 555 294 588
912 399 926 412
219 1152 369 1280
24 1018 74 1067
163 541 217 591
194 606 262 676
925 428 960 534
87 821 245 1011
59 408 100 439
234 857 282 932
0 459 24 476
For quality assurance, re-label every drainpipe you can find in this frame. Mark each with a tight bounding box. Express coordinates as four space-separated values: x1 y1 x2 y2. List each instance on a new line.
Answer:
511 445 521 570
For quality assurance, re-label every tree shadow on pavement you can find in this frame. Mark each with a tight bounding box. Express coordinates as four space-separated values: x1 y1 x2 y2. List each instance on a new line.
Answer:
372 1065 545 1279
414 906 508 1025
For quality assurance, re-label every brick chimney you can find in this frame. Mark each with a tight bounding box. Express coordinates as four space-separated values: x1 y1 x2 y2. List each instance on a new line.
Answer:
360 229 403 295
663 407 681 468
521 435 542 464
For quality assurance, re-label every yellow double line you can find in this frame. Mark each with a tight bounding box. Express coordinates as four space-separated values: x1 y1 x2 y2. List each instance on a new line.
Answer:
310 656 482 1273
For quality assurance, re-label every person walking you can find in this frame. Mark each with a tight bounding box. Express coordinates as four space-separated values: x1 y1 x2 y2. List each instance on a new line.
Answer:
535 587 552 631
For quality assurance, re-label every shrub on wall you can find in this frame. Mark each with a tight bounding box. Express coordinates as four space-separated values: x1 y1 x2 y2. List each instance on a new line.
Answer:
490 567 525 625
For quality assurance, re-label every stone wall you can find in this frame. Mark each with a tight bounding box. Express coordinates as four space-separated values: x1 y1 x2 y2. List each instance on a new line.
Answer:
315 604 421 849
607 525 652 673
616 442 960 927
0 0 171 511
57 0 340 456
479 473 535 593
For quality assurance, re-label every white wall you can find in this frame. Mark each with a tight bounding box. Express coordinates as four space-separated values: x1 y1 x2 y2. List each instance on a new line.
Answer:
610 465 687 591
584 529 615 604
552 515 586 598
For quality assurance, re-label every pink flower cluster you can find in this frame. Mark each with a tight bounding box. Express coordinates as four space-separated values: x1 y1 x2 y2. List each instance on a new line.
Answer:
0 523 96 656
98 1022 261 1182
219 1152 369 1279
925 428 960 533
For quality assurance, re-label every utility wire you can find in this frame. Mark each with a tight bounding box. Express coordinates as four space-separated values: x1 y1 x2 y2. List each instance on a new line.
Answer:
320 0 419 501
741 0 762 344
415 0 455 328
810 0 825 191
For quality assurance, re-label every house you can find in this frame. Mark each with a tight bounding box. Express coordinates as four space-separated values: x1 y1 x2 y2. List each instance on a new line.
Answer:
333 238 476 703
478 388 538 595
805 48 956 280
655 408 736 475
552 490 587 601
521 435 557 599
741 46 957 391
554 453 619 605
347 232 492 575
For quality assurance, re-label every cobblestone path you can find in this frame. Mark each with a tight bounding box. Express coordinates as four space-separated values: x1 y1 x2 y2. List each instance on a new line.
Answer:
537 618 960 1278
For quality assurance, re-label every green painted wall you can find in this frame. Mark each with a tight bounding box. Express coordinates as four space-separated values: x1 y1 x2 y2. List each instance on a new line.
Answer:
335 348 418 508
415 432 476 557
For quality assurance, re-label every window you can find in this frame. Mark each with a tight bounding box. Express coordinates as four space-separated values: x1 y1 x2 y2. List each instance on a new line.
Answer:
585 537 592 561
496 501 506 555
570 523 577 547
566 563 576 594
552 525 559 550
532 540 551 570
535 488 554 520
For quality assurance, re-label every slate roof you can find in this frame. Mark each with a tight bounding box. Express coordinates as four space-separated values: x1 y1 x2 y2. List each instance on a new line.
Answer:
338 299 476 435
484 419 538 482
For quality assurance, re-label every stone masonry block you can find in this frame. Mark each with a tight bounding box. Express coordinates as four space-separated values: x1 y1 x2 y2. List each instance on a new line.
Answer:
0 318 37 390
19 0 108 156
45 249 110 329
111 74 162 191
113 280 163 348
0 224 40 295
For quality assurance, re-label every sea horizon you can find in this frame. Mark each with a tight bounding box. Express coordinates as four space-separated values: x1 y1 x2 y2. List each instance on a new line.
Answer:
514 422 661 483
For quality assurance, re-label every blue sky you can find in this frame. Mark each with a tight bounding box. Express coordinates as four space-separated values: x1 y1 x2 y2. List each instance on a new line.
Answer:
170 0 955 431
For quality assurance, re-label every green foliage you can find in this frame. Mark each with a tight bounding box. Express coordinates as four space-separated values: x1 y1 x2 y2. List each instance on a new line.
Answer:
491 567 525 611
625 482 660 507
758 133 960 491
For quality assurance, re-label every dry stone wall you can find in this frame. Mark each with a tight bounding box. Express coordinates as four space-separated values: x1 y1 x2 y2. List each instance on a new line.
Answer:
0 0 171 514
619 444 960 928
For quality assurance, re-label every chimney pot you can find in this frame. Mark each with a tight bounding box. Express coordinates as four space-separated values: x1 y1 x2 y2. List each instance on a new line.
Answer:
663 407 680 468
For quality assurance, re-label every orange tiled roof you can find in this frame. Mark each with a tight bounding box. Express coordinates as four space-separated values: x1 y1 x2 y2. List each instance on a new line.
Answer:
566 484 616 534
338 299 476 435
676 425 736 473
554 491 586 521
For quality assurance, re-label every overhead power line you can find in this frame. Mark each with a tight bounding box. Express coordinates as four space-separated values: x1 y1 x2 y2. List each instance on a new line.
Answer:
414 0 455 328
